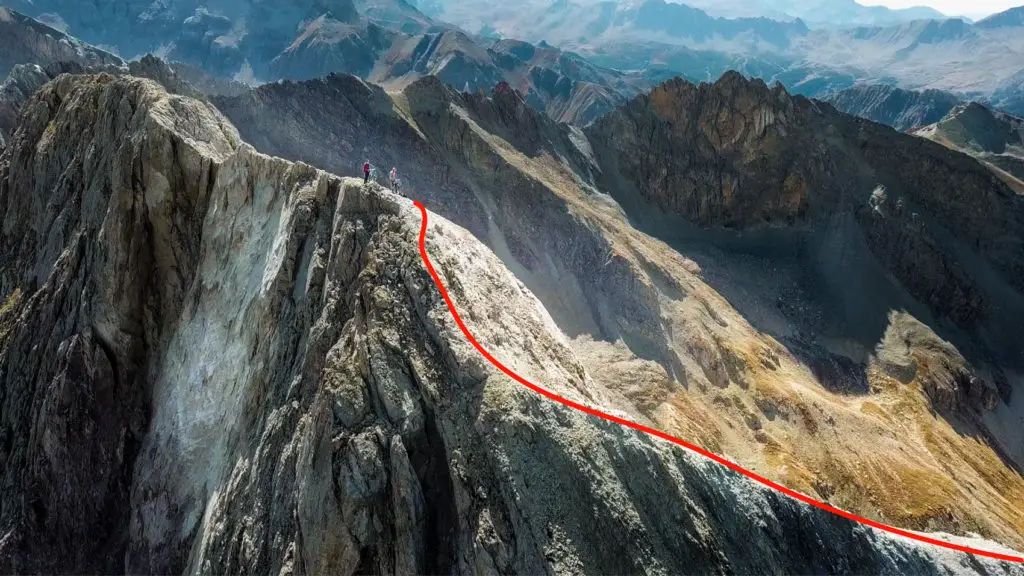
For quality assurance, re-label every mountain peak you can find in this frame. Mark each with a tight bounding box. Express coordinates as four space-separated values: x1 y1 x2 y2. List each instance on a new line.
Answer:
975 4 1024 28
919 100 1024 155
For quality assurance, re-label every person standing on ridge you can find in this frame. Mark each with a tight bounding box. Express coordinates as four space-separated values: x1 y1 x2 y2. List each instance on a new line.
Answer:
363 159 370 184
390 167 397 190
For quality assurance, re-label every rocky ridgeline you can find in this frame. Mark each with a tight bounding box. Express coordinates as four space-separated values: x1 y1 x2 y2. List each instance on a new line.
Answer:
0 7 124 78
0 3 648 126
2 74 1021 574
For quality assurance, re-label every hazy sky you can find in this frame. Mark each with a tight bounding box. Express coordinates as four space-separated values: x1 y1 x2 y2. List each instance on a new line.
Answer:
856 0 1020 17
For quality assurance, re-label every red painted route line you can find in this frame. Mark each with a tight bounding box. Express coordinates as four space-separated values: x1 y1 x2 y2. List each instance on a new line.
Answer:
411 200 1023 564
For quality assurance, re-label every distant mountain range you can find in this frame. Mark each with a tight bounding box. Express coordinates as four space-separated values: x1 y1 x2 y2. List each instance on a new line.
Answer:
648 0 948 27
0 0 663 124
415 0 947 30
822 84 962 131
2 0 1023 122
410 0 1024 113
976 5 1024 28
914 101 1024 193
414 0 810 54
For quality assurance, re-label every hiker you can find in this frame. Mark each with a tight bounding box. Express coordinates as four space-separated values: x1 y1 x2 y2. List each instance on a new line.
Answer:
390 167 398 190
363 159 370 184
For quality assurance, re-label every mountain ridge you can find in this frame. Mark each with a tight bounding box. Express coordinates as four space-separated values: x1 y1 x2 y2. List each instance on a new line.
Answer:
4 0 1023 123
0 3 657 125
4 71 1023 574
204 68 1024 555
914 101 1024 192
976 5 1024 28
416 0 1024 111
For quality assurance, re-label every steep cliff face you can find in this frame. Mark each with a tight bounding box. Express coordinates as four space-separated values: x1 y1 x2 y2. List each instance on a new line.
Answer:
7 73 1022 575
0 73 238 573
586 74 818 227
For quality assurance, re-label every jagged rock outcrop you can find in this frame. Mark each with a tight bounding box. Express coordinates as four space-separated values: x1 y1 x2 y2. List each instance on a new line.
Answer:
587 73 817 227
0 7 124 78
0 54 235 148
873 312 1002 412
125 54 211 100
0 7 248 148
0 7 125 144
3 73 1022 575
0 61 120 141
821 84 961 131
